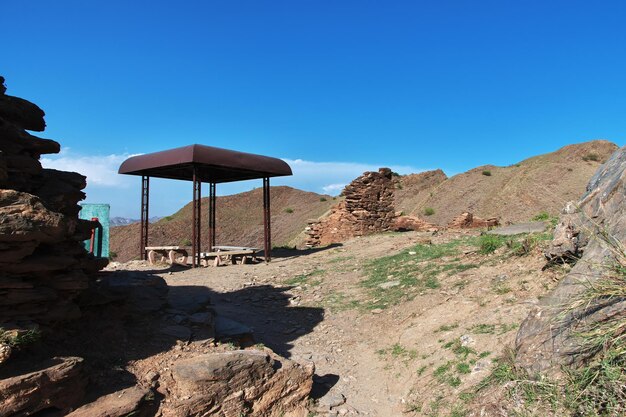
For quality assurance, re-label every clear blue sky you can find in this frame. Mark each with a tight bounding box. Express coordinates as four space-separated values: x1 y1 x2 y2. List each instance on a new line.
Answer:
3 1 625 217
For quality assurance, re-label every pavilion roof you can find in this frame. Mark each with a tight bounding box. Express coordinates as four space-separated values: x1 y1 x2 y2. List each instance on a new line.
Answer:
118 144 292 183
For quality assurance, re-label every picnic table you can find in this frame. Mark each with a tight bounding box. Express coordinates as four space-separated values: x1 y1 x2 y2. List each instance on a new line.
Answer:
146 245 259 267
200 246 259 267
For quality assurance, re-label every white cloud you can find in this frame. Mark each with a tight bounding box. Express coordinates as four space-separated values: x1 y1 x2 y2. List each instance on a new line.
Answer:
39 151 430 217
322 183 347 194
277 158 424 195
41 149 141 188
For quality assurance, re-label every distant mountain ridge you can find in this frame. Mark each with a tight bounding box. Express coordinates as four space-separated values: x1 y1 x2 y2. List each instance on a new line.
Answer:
110 216 162 227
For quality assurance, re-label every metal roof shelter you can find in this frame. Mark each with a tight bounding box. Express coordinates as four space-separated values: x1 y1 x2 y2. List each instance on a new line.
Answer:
118 144 293 266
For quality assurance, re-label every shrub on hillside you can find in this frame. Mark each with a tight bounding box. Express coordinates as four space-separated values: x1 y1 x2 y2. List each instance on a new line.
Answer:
424 207 435 216
284 207 294 214
582 153 600 162
482 170 492 176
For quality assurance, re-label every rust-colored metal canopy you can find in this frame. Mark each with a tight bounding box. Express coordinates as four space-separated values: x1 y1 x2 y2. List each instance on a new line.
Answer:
118 144 292 183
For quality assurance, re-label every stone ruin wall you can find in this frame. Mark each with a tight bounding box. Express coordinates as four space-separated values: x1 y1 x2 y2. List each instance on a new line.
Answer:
305 168 396 246
0 77 107 326
305 169 501 246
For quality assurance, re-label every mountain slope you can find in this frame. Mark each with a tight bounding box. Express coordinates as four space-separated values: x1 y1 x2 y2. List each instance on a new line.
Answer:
394 140 618 225
110 186 334 262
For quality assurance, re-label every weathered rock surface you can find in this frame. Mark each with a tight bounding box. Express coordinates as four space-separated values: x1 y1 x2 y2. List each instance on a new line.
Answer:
0 77 105 326
306 168 396 246
447 212 499 229
393 215 439 232
516 146 626 372
0 356 86 416
67 386 157 417
162 350 314 416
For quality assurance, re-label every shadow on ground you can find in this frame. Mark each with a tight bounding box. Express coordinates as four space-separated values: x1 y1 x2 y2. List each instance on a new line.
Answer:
267 243 343 260
169 283 325 358
11 266 328 408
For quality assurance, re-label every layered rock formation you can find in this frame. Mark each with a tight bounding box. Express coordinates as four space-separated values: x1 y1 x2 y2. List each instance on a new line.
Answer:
305 168 396 246
515 146 626 372
0 76 106 326
161 350 314 416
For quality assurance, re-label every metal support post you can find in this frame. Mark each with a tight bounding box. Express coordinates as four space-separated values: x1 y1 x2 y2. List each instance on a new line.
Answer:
262 177 271 262
140 175 149 260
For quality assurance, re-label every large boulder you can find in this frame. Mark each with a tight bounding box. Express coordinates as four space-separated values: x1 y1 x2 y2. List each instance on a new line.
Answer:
162 350 314 416
515 146 626 372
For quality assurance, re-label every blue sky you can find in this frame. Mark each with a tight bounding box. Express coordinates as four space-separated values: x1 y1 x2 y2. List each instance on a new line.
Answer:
3 1 625 217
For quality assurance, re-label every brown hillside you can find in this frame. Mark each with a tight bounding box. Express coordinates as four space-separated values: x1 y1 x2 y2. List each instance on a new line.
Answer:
110 186 334 262
393 169 447 214
395 140 618 225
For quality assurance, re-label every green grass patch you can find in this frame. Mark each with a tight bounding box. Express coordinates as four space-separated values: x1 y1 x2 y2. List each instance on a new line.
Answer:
285 269 325 286
436 323 459 332
360 239 472 309
377 343 418 361
0 328 41 348
478 234 506 254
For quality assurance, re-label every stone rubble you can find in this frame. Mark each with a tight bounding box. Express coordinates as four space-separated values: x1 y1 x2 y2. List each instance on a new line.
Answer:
446 211 499 229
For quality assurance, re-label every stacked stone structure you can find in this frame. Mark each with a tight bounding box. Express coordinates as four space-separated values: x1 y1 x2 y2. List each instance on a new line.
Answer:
305 168 396 246
0 76 106 325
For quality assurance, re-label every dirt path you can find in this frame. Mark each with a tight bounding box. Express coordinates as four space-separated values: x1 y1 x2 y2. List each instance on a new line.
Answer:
124 230 564 416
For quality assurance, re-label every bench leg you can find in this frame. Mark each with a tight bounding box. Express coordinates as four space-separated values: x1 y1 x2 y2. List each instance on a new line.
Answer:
214 256 221 267
241 256 249 265
168 250 177 265
148 250 157 265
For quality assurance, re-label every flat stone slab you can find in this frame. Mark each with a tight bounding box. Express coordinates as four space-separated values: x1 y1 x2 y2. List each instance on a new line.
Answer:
215 316 252 339
67 386 153 417
487 222 547 236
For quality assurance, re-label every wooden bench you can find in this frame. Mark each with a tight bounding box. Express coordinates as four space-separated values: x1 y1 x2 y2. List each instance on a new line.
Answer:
146 246 190 265
200 246 259 267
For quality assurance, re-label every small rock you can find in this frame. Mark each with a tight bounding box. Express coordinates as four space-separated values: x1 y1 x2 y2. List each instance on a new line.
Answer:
319 392 346 408
472 359 492 372
378 280 400 289
144 370 160 383
0 343 11 365
371 309 383 314
460 334 474 347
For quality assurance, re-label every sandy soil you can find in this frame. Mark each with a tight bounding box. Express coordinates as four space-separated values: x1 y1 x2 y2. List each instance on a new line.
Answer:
106 228 566 416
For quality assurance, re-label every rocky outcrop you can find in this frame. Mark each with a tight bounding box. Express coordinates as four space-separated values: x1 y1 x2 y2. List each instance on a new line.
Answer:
305 168 396 246
0 76 106 326
393 215 438 232
161 349 314 416
515 146 626 372
447 212 499 229
0 356 86 416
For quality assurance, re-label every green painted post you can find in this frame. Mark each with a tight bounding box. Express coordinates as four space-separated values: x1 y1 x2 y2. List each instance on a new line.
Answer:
79 203 110 258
